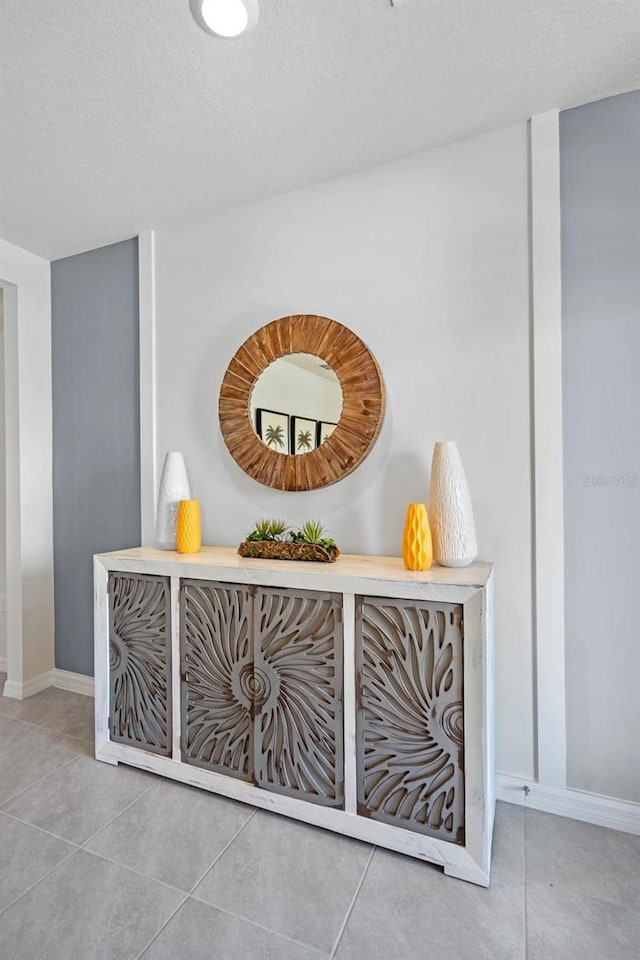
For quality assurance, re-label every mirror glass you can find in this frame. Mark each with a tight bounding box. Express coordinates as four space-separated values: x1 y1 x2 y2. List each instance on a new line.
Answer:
250 353 343 455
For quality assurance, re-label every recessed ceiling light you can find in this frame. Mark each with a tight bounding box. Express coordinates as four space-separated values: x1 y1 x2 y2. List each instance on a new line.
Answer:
190 0 259 40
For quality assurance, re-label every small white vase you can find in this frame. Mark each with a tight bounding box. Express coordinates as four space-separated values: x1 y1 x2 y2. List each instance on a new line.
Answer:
427 441 478 567
155 452 191 550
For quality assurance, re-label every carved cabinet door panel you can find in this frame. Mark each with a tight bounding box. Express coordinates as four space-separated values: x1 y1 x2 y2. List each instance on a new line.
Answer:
253 587 344 808
356 596 465 844
180 579 254 782
109 572 172 756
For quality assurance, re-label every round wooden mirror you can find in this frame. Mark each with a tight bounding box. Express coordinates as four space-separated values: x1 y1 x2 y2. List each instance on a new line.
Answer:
219 315 385 491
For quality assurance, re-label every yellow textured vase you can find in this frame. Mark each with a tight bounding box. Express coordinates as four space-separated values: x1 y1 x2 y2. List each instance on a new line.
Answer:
402 503 433 571
176 500 201 554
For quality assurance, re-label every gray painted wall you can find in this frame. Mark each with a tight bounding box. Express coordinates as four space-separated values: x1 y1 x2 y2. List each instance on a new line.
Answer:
560 90 640 802
51 238 140 676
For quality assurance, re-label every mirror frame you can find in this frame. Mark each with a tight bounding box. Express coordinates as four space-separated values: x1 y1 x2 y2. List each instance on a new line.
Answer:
219 314 385 491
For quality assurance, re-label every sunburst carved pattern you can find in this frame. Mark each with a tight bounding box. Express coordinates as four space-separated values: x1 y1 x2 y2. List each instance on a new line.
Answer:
356 597 465 843
253 588 344 807
181 580 254 781
109 573 171 755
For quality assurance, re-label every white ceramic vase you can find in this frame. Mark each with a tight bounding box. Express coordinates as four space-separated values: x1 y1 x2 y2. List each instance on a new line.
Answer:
427 441 478 567
155 452 191 550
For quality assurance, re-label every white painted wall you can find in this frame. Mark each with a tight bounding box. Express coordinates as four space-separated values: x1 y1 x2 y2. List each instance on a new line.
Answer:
0 240 55 692
152 124 534 780
0 290 6 665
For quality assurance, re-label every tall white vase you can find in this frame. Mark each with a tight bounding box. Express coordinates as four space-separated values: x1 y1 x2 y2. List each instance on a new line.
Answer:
427 441 478 567
155 452 191 550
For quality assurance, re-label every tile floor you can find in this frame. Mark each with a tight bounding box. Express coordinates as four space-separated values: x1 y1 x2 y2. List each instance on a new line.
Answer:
0 677 638 960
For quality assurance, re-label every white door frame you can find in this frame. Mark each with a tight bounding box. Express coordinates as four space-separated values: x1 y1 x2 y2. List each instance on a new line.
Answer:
528 110 567 789
0 281 23 688
0 239 55 698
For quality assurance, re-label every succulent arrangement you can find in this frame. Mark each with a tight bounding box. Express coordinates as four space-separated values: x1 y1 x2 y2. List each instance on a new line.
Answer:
239 519 339 562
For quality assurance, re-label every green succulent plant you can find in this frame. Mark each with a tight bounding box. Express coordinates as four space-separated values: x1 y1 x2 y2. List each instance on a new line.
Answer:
300 520 325 543
289 520 336 551
269 518 288 538
245 518 288 542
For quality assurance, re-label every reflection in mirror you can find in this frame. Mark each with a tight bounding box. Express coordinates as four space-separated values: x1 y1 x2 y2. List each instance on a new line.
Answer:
250 353 343 455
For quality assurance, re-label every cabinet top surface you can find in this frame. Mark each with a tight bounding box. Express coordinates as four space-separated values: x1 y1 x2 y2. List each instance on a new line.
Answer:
95 546 493 589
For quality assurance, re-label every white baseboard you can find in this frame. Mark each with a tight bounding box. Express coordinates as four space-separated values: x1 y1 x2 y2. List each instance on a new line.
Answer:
2 669 54 700
3 667 94 700
51 668 94 697
497 773 640 836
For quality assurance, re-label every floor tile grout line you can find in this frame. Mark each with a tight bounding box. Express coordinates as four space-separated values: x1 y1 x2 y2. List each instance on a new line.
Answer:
0 845 80 919
0 700 88 743
4 716 93 744
39 697 95 740
184 894 332 958
134 893 190 960
169 810 258 890
0 753 81 808
0 708 93 745
1 769 265 957
0 777 165 919
0 807 83 849
188 807 258 893
80 846 189 897
329 844 375 958
1 744 159 830
78 776 164 849
133 808 259 960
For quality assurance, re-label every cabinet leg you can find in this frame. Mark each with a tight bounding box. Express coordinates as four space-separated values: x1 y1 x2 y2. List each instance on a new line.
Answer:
95 751 119 767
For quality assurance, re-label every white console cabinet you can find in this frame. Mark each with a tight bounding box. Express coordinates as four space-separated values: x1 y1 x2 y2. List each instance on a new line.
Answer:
94 547 494 886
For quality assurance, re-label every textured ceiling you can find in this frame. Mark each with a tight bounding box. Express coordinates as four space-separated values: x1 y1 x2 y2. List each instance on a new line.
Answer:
1 0 639 260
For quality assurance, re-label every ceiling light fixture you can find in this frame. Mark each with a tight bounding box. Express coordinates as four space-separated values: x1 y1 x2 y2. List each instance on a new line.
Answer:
190 0 259 40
